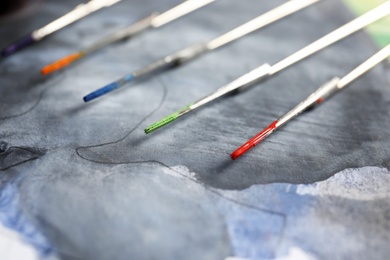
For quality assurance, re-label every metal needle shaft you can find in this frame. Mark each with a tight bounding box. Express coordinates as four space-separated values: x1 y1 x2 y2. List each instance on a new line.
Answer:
41 0 217 75
84 0 320 102
231 43 390 159
1 0 122 57
144 0 390 134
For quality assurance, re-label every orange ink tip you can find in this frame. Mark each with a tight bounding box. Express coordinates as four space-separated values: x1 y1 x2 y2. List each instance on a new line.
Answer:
41 53 83 75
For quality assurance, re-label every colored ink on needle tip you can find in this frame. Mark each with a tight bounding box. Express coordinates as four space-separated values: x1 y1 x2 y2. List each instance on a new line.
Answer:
83 74 134 102
41 53 84 75
145 104 192 134
144 114 178 134
1 0 122 58
143 1 390 139
40 0 217 75
1 35 36 58
231 121 278 160
84 0 321 102
231 43 390 160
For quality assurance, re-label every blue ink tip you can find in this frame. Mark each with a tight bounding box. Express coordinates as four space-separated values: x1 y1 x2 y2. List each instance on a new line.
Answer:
83 82 120 102
83 75 134 102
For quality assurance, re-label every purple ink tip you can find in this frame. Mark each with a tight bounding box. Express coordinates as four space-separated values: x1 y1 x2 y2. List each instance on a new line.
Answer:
1 35 37 57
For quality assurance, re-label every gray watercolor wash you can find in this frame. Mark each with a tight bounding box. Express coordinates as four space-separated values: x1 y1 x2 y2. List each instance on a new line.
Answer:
0 0 389 259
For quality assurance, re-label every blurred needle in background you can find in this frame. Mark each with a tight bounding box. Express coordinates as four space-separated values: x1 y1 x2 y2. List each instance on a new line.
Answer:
83 0 321 102
41 0 217 75
1 0 123 58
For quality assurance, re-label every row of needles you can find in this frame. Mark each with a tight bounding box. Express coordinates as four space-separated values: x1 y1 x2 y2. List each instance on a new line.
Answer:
1 0 390 160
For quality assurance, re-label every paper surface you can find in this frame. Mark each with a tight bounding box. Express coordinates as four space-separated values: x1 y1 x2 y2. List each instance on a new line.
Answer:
0 0 389 259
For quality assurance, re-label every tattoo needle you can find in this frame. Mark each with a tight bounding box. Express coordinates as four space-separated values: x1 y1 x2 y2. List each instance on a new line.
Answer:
231 44 390 160
41 0 217 75
1 0 122 58
144 0 390 134
83 0 321 102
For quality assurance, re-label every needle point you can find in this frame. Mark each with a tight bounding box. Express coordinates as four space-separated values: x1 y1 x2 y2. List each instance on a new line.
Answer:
231 121 278 160
83 75 134 102
41 53 83 75
144 114 179 134
83 82 119 102
144 104 192 134
230 143 251 160
1 35 36 58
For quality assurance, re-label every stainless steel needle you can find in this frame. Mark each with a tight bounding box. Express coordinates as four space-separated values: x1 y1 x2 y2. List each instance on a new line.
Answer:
231 43 390 160
83 0 321 102
144 0 390 134
41 0 217 74
1 0 122 57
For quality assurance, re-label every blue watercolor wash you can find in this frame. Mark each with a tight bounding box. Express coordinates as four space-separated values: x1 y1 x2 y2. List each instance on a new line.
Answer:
214 184 314 259
223 206 284 259
0 183 56 258
83 75 134 102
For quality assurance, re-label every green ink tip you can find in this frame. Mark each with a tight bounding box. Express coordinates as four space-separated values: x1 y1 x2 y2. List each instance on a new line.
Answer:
144 112 179 134
144 105 192 134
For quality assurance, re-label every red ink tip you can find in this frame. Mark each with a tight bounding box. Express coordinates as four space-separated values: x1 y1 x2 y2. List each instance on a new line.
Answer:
231 120 278 160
